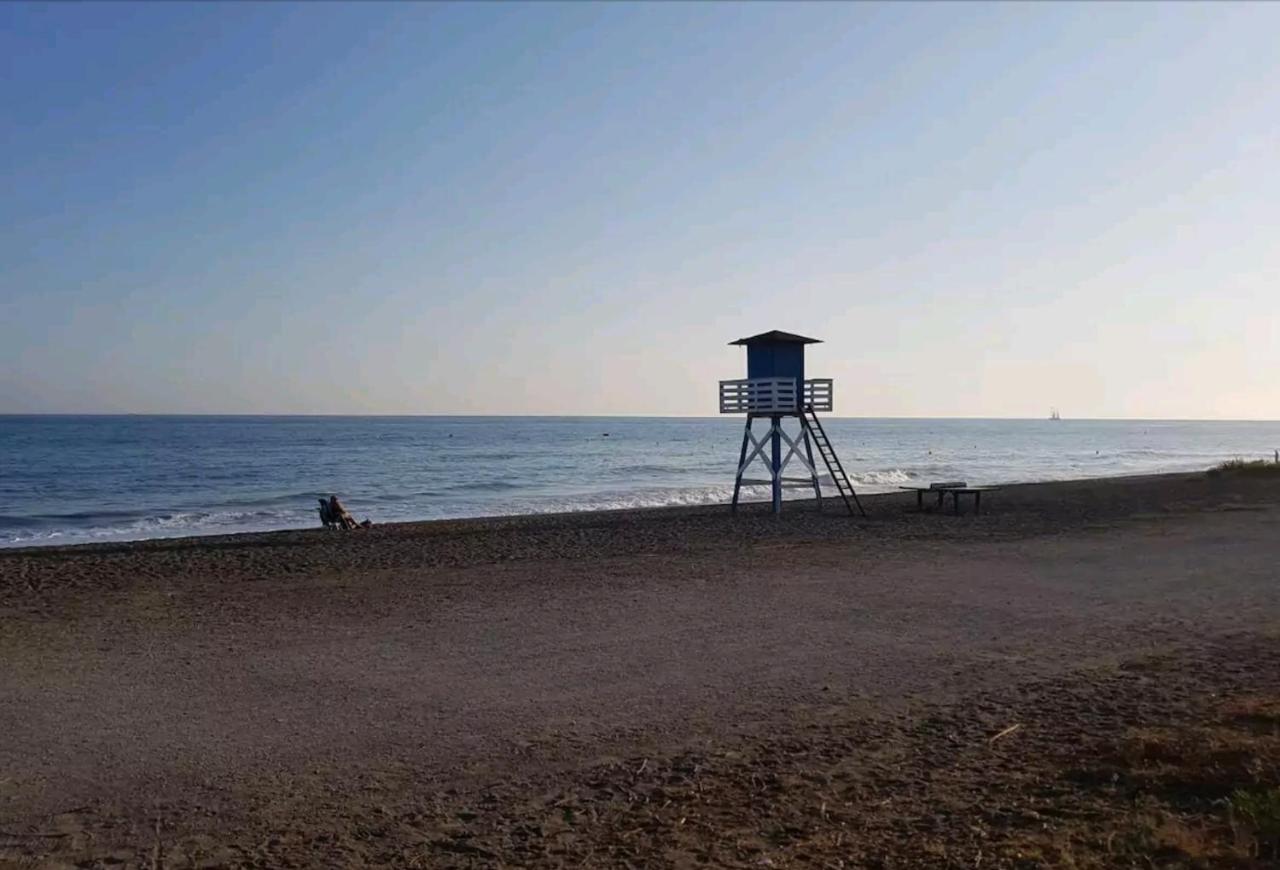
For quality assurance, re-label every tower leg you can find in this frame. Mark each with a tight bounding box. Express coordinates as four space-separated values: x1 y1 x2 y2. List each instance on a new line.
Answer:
770 415 782 515
801 418 822 511
731 416 752 514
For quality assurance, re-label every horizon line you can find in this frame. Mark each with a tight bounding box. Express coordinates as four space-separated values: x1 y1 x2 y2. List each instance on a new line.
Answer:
1 413 1278 424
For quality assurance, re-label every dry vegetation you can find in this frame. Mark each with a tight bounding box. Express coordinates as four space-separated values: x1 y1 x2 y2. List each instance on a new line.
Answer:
1212 458 1280 476
403 652 1280 870
4 637 1277 869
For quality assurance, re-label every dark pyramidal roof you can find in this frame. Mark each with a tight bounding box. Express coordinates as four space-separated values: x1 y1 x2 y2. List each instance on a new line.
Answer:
729 330 822 346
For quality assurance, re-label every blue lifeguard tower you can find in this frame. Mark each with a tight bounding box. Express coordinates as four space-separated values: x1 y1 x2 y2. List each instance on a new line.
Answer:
719 331 864 516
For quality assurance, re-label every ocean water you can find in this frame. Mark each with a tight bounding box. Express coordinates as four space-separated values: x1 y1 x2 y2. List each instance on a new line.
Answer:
1 415 1277 548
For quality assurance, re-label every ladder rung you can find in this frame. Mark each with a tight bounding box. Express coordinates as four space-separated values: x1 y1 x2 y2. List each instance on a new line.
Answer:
804 410 864 517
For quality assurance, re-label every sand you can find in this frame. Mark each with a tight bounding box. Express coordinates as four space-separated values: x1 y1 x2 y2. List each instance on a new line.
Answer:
1 470 1278 867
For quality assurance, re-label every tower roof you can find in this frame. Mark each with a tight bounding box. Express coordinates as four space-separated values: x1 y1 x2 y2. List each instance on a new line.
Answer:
728 330 822 346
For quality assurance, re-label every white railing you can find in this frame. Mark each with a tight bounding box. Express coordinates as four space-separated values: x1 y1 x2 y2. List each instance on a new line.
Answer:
719 378 833 414
803 378 833 412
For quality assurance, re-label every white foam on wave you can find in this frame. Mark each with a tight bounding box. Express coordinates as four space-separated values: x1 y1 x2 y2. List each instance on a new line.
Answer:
848 468 913 487
2 508 312 548
486 472 911 518
521 483 771 514
2 471 928 547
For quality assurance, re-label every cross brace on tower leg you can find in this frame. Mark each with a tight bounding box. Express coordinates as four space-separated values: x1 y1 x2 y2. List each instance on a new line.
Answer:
729 409 864 517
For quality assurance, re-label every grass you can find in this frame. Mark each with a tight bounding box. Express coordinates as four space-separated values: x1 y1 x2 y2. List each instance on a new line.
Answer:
1083 692 1280 865
1231 787 1280 859
1211 457 1280 476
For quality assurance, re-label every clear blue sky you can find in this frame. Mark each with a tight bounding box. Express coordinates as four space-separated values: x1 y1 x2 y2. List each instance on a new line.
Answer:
2 2 1277 418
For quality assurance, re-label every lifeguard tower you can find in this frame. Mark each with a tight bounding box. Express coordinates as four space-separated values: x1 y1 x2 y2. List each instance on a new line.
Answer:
719 331 864 517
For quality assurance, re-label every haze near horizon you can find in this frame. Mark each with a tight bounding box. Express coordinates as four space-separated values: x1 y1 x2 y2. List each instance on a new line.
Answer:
2 3 1277 419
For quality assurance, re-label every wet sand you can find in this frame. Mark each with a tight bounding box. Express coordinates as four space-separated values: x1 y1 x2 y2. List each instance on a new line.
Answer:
2 471 1278 867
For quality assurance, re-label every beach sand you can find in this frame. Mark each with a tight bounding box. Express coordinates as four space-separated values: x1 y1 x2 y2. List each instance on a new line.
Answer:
2 471 1278 867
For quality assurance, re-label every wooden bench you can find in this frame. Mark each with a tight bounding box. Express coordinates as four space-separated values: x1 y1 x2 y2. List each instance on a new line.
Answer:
899 483 1000 516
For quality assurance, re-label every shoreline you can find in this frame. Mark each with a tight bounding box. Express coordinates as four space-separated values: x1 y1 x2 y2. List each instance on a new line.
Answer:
0 466 1245 556
7 413 1278 552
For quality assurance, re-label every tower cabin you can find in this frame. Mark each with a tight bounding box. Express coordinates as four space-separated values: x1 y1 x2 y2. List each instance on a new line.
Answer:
719 331 864 516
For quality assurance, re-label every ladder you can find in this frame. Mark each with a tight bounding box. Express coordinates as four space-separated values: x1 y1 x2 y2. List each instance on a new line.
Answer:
801 406 866 517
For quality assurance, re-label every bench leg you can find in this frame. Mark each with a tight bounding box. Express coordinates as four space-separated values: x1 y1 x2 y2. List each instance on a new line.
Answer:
975 491 982 516
917 490 923 511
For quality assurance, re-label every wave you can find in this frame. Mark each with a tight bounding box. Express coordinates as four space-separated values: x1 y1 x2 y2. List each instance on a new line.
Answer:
848 468 913 487
442 480 525 493
615 463 689 475
1 506 311 547
493 474 916 516
511 483 766 515
0 507 153 524
364 489 450 503
201 490 332 509
0 469 925 547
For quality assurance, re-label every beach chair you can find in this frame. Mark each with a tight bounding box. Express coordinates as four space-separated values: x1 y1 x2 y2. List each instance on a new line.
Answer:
319 495 369 530
329 495 359 530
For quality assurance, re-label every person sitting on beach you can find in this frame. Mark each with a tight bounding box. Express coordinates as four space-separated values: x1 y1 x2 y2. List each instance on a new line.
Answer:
328 494 360 530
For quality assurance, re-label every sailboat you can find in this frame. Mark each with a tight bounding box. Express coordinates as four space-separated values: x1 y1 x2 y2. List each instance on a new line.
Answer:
1049 407 1062 421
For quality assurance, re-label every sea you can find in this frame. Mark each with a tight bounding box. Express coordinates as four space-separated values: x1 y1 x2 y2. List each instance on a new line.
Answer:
1 415 1277 548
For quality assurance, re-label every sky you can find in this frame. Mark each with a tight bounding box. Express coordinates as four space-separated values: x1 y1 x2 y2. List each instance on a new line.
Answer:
2 2 1278 419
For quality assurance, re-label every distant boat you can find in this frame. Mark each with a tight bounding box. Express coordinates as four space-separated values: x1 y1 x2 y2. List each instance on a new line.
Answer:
1049 407 1062 421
